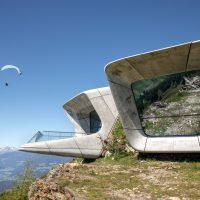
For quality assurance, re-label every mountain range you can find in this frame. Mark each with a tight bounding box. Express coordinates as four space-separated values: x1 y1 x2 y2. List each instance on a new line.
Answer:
0 146 18 154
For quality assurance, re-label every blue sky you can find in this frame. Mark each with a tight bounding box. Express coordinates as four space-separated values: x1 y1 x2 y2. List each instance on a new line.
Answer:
0 0 199 147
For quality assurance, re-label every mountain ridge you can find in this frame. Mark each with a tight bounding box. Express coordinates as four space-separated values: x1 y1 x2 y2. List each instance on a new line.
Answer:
0 146 18 154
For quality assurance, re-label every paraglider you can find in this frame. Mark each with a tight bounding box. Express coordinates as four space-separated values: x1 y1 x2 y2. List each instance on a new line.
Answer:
1 65 22 75
0 65 22 86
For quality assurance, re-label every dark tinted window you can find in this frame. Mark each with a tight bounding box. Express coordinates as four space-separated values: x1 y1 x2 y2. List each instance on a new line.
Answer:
90 110 102 133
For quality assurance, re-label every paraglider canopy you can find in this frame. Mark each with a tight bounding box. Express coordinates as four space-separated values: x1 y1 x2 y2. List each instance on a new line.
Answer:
0 65 22 86
1 65 22 75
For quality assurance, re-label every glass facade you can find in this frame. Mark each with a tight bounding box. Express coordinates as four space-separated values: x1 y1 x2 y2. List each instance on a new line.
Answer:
131 70 200 136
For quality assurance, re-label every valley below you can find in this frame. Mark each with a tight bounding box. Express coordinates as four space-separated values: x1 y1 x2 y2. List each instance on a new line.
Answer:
0 148 72 193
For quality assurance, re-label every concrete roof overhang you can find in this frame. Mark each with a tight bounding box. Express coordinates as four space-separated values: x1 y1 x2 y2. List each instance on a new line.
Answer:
105 40 200 153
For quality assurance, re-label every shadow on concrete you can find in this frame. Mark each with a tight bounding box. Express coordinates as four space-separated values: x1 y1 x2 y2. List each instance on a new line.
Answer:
138 153 200 162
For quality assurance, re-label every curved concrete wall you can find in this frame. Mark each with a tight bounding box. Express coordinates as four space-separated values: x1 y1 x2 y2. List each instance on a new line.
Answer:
20 87 118 158
105 40 200 153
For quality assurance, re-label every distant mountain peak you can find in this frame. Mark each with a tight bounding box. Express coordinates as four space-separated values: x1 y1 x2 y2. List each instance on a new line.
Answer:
0 146 18 153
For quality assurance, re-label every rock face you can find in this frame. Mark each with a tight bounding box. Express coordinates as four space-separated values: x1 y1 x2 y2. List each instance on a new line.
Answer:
29 180 74 200
183 75 200 90
28 163 77 200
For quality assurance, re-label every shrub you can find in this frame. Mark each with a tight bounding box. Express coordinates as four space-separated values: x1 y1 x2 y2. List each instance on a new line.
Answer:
104 120 131 158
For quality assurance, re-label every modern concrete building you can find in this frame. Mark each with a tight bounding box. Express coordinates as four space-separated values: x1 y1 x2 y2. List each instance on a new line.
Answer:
19 87 118 158
105 40 200 153
20 41 200 156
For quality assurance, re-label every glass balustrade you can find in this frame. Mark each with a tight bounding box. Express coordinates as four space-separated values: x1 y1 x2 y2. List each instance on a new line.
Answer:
28 131 77 143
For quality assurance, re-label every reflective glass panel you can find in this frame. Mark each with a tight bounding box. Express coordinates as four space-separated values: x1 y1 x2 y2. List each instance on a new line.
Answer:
131 70 200 136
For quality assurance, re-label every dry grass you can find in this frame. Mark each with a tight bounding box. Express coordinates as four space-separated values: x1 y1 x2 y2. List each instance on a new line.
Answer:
34 153 200 200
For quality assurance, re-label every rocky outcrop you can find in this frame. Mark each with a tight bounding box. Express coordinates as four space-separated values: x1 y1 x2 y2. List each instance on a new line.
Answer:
29 180 74 200
28 163 78 200
183 75 200 90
